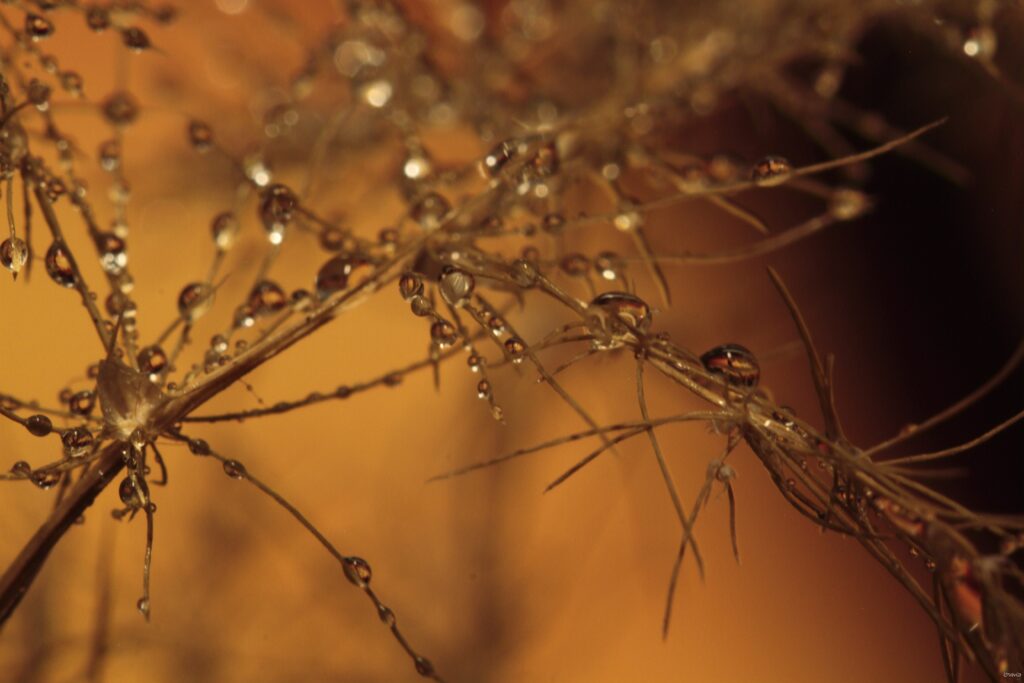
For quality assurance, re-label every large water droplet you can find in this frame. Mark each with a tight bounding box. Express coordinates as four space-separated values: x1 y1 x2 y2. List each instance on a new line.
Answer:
44 242 76 287
137 345 168 381
121 26 151 52
95 232 127 274
62 427 94 457
177 282 215 321
590 291 652 333
700 344 760 387
399 272 423 300
411 192 450 231
0 237 28 275
248 279 287 315
210 212 239 250
187 120 213 152
258 184 297 244
25 414 52 437
316 255 359 298
438 267 474 306
342 556 372 587
430 320 458 348
102 91 139 126
222 459 246 479
504 337 525 363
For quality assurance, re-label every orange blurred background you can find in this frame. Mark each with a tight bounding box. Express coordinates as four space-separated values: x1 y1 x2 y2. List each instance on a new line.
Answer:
0 2 1020 682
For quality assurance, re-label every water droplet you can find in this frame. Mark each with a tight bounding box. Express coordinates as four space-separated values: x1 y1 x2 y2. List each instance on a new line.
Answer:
399 272 424 300
94 232 127 274
590 291 652 334
68 390 96 415
342 556 372 586
188 438 210 456
45 241 76 287
25 414 52 437
414 655 435 677
136 597 150 617
410 295 432 317
541 213 565 234
62 427 94 457
10 461 31 477
0 237 28 275
476 379 492 399
700 344 760 387
211 212 238 250
467 354 484 372
504 337 526 363
26 79 51 109
178 282 214 321
438 267 475 306
98 139 120 171
137 345 167 381
378 604 395 627
316 255 362 298
613 208 643 232
403 153 431 180
31 469 61 489
594 251 621 280
750 156 792 187
222 459 246 479
248 279 287 315
487 316 506 336
102 91 139 126
359 78 392 107
559 253 589 277
481 139 525 178
25 13 54 40
259 184 297 244
411 192 450 231
187 120 213 152
963 26 997 59
510 259 538 288
119 476 140 506
59 71 83 96
121 26 151 52
85 6 110 31
430 320 458 348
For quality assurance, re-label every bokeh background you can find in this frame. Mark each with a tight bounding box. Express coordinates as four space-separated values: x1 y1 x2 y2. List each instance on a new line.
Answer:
0 2 1021 682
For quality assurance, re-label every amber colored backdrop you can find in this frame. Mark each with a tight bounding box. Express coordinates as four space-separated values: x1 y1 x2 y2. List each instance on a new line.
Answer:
0 3 1020 683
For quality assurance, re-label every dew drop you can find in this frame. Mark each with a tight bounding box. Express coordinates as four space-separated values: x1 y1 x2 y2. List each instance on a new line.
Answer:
438 267 475 306
258 184 297 244
10 461 31 477
187 120 213 152
0 237 28 275
25 414 52 437
411 192 450 231
210 334 229 354
102 91 139 127
590 291 652 333
59 71 83 96
430 320 458 348
45 241 75 287
476 379 492 399
504 337 526 363
222 459 246 479
177 282 214 321
559 253 589 277
31 469 61 490
98 139 120 171
85 6 110 31
487 316 505 336
248 279 287 315
700 344 760 387
750 156 792 187
68 390 96 415
378 604 396 627
510 259 538 288
594 251 621 280
121 26 151 52
963 26 997 59
541 213 565 235
62 427 94 457
342 556 372 586
414 655 435 677
829 188 868 220
119 476 140 506
481 139 522 178
399 272 424 300
137 345 168 381
410 295 432 317
316 255 361 298
467 354 483 372
26 79 51 109
613 208 643 232
211 211 239 250
25 13 54 40
188 438 210 456
94 232 127 274
136 597 150 617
